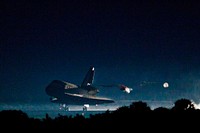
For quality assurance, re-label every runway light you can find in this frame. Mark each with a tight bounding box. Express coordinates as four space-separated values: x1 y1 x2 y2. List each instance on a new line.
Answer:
163 82 169 88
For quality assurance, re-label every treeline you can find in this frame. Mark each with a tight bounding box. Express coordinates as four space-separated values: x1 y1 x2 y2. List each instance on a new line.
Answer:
1 98 200 130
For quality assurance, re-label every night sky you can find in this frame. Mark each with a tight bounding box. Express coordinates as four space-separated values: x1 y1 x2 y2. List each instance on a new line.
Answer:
1 0 200 106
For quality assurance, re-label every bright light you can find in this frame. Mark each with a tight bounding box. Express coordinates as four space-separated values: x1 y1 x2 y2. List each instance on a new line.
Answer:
195 104 200 109
163 82 169 88
193 102 200 109
124 87 132 93
84 104 90 108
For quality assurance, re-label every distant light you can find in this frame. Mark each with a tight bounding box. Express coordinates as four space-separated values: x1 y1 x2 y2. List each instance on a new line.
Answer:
163 82 169 88
124 87 132 93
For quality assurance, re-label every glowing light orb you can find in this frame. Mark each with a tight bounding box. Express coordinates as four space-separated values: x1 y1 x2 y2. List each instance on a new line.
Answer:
163 82 169 88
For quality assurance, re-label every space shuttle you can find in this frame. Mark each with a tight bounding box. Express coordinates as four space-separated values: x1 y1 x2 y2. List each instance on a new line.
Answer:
45 66 114 111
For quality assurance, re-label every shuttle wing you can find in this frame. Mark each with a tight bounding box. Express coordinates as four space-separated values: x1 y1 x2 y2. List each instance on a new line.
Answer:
65 92 114 102
65 92 84 97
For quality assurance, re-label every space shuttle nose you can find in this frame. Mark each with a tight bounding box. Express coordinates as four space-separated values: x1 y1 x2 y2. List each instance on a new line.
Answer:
45 80 66 96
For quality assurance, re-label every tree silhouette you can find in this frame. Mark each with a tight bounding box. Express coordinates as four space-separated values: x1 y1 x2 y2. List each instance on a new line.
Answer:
1 98 200 130
172 98 195 111
129 101 151 112
153 107 170 112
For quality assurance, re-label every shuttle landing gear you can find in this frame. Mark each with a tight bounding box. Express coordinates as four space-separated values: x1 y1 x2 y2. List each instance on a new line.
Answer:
83 104 89 111
65 106 70 111
60 104 70 111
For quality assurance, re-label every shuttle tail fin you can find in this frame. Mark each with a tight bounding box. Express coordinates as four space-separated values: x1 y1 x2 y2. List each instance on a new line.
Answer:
81 66 95 87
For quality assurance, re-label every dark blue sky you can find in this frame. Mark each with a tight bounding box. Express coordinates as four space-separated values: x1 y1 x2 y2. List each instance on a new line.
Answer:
1 0 200 104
